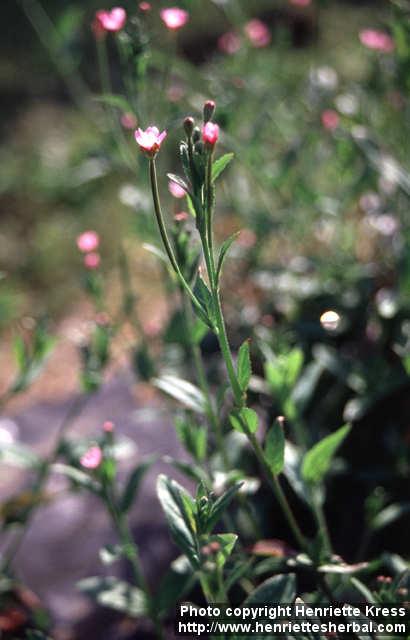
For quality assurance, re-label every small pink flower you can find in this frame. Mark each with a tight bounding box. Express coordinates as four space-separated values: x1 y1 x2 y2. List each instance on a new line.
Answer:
168 180 186 198
80 445 103 469
359 29 394 53
77 231 100 253
174 211 189 222
103 421 115 432
202 122 219 146
321 109 340 131
135 126 167 156
160 7 189 31
139 1 151 11
95 7 127 33
245 19 271 48
121 112 137 129
218 31 241 55
289 0 311 6
84 252 101 270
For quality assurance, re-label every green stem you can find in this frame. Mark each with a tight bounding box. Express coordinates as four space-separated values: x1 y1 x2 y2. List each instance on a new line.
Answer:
181 290 228 469
106 493 164 639
149 159 207 320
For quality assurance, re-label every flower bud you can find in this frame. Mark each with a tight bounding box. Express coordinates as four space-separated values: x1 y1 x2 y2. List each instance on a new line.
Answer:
202 122 219 147
183 116 195 138
203 100 216 123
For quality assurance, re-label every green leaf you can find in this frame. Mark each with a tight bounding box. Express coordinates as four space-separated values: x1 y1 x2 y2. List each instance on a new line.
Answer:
157 555 196 617
52 463 101 493
244 573 296 604
206 481 243 533
230 407 258 434
78 576 146 617
156 475 199 567
212 153 234 182
163 456 208 485
153 375 206 413
175 417 207 462
371 502 410 531
120 457 155 513
264 417 285 475
209 533 238 568
142 243 169 265
216 232 240 282
301 424 351 485
13 335 27 371
193 273 215 326
0 442 41 470
237 340 252 393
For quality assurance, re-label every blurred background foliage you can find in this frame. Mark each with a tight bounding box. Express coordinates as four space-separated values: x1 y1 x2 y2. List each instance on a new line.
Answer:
1 0 409 328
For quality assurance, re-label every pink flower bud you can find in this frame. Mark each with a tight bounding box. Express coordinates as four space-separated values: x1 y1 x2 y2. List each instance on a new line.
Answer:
168 180 186 198
121 112 137 129
218 31 241 55
245 19 271 48
359 29 394 53
139 1 151 11
203 100 216 123
77 231 100 253
94 7 126 33
160 7 189 31
80 445 103 469
202 122 219 146
135 126 167 156
321 109 340 131
103 421 115 432
84 252 101 270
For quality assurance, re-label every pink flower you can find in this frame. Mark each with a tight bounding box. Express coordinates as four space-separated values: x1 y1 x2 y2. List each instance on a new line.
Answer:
218 31 241 55
168 180 186 198
321 109 340 131
289 0 311 6
77 231 100 253
103 420 115 432
80 445 103 469
174 211 189 222
139 1 151 11
121 112 137 129
359 29 394 53
135 126 167 156
245 20 271 48
94 7 126 33
160 7 189 31
202 122 219 146
84 252 101 269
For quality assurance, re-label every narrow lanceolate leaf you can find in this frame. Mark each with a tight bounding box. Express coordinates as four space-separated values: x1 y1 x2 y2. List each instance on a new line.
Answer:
216 232 240 282
156 475 199 568
153 375 206 414
301 424 351 485
206 482 244 533
120 457 155 513
237 340 252 392
212 152 234 182
264 417 285 475
230 407 258 434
